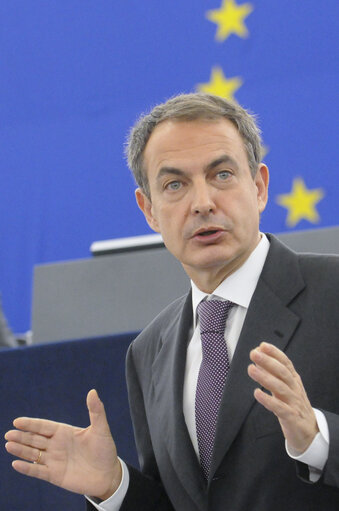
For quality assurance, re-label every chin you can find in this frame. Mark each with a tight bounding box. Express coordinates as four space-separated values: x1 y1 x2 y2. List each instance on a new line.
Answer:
188 252 236 270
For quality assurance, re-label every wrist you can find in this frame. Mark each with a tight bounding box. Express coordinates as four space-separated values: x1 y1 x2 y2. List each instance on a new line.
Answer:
96 458 123 502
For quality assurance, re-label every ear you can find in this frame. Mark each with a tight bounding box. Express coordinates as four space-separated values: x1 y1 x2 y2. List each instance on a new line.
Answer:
254 164 269 214
135 188 160 233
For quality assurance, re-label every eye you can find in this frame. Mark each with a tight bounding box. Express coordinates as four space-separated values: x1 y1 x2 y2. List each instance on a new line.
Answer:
216 170 232 181
165 180 182 191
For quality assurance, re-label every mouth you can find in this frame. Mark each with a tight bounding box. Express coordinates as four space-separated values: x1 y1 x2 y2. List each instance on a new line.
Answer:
196 229 219 237
193 226 223 236
192 227 226 241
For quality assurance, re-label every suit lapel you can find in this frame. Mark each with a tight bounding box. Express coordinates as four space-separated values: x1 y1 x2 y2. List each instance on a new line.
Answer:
209 235 306 481
152 291 208 510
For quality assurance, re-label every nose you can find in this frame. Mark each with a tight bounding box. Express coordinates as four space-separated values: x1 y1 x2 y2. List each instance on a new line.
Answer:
190 181 216 216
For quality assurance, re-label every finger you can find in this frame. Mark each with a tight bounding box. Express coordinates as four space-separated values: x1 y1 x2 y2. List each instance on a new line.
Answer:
248 363 290 401
87 389 111 435
5 441 45 465
12 459 50 481
5 430 49 450
249 349 296 389
12 417 57 437
256 343 297 377
253 388 290 418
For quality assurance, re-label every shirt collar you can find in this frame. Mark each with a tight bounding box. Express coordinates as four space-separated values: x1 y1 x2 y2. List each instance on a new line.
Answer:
191 233 270 327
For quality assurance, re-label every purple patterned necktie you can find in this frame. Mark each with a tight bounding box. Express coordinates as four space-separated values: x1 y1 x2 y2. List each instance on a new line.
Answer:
195 299 234 479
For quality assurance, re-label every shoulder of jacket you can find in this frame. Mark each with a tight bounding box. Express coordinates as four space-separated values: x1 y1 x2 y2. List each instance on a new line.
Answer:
130 292 189 350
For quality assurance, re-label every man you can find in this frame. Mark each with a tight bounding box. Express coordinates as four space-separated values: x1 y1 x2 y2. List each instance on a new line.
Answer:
5 93 339 510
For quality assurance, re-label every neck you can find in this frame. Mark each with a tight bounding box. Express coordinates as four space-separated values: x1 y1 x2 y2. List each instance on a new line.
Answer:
184 261 243 294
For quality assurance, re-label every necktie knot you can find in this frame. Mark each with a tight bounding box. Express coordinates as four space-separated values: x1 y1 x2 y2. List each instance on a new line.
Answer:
197 299 234 334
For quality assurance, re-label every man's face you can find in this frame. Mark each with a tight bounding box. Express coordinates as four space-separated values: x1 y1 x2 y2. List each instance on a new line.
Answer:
136 119 269 291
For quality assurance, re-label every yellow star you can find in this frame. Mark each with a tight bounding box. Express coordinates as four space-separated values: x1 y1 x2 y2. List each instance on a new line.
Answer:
206 0 253 42
197 66 242 101
276 178 325 228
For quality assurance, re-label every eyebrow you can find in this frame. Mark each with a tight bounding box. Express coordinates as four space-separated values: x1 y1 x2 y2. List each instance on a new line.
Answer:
204 155 239 172
156 155 239 181
156 167 185 182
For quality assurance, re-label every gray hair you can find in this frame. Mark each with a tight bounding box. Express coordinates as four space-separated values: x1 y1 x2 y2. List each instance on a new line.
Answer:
126 92 263 199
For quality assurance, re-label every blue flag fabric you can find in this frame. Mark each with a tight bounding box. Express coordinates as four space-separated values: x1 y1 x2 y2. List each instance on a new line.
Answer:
0 0 338 331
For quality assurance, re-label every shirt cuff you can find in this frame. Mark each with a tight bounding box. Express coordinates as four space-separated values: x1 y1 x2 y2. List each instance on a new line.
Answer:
86 458 130 511
286 409 329 482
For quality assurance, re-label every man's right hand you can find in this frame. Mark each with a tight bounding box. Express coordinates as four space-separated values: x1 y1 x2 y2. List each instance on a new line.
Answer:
4 389 121 501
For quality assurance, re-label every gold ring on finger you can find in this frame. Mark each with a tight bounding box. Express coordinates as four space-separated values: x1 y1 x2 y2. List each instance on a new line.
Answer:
34 450 42 464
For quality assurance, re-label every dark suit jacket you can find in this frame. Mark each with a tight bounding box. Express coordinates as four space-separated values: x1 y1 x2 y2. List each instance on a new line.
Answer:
89 234 339 510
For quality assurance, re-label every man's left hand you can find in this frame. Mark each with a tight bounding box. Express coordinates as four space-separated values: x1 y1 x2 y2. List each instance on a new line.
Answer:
248 342 318 454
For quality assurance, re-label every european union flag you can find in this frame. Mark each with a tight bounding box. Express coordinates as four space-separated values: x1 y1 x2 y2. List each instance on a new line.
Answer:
0 0 338 331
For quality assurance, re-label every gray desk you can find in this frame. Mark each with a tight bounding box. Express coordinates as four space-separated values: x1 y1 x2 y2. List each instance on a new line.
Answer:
32 226 339 343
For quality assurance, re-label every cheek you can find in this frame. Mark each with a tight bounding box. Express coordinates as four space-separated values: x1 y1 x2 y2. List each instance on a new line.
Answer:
227 193 260 228
155 208 177 234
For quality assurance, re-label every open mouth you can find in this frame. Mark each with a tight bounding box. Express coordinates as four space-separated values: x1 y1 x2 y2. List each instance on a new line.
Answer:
197 230 219 237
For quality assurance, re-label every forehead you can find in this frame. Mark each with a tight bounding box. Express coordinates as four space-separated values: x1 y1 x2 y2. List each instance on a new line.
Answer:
143 118 248 175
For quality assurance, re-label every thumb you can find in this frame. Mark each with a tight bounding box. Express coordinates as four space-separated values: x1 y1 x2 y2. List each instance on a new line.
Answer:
87 389 111 434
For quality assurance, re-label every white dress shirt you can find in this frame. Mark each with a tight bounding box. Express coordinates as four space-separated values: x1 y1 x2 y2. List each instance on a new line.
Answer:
87 234 329 509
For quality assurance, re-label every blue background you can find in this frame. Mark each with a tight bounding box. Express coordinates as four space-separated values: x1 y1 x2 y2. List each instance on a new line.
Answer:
1 1 338 333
